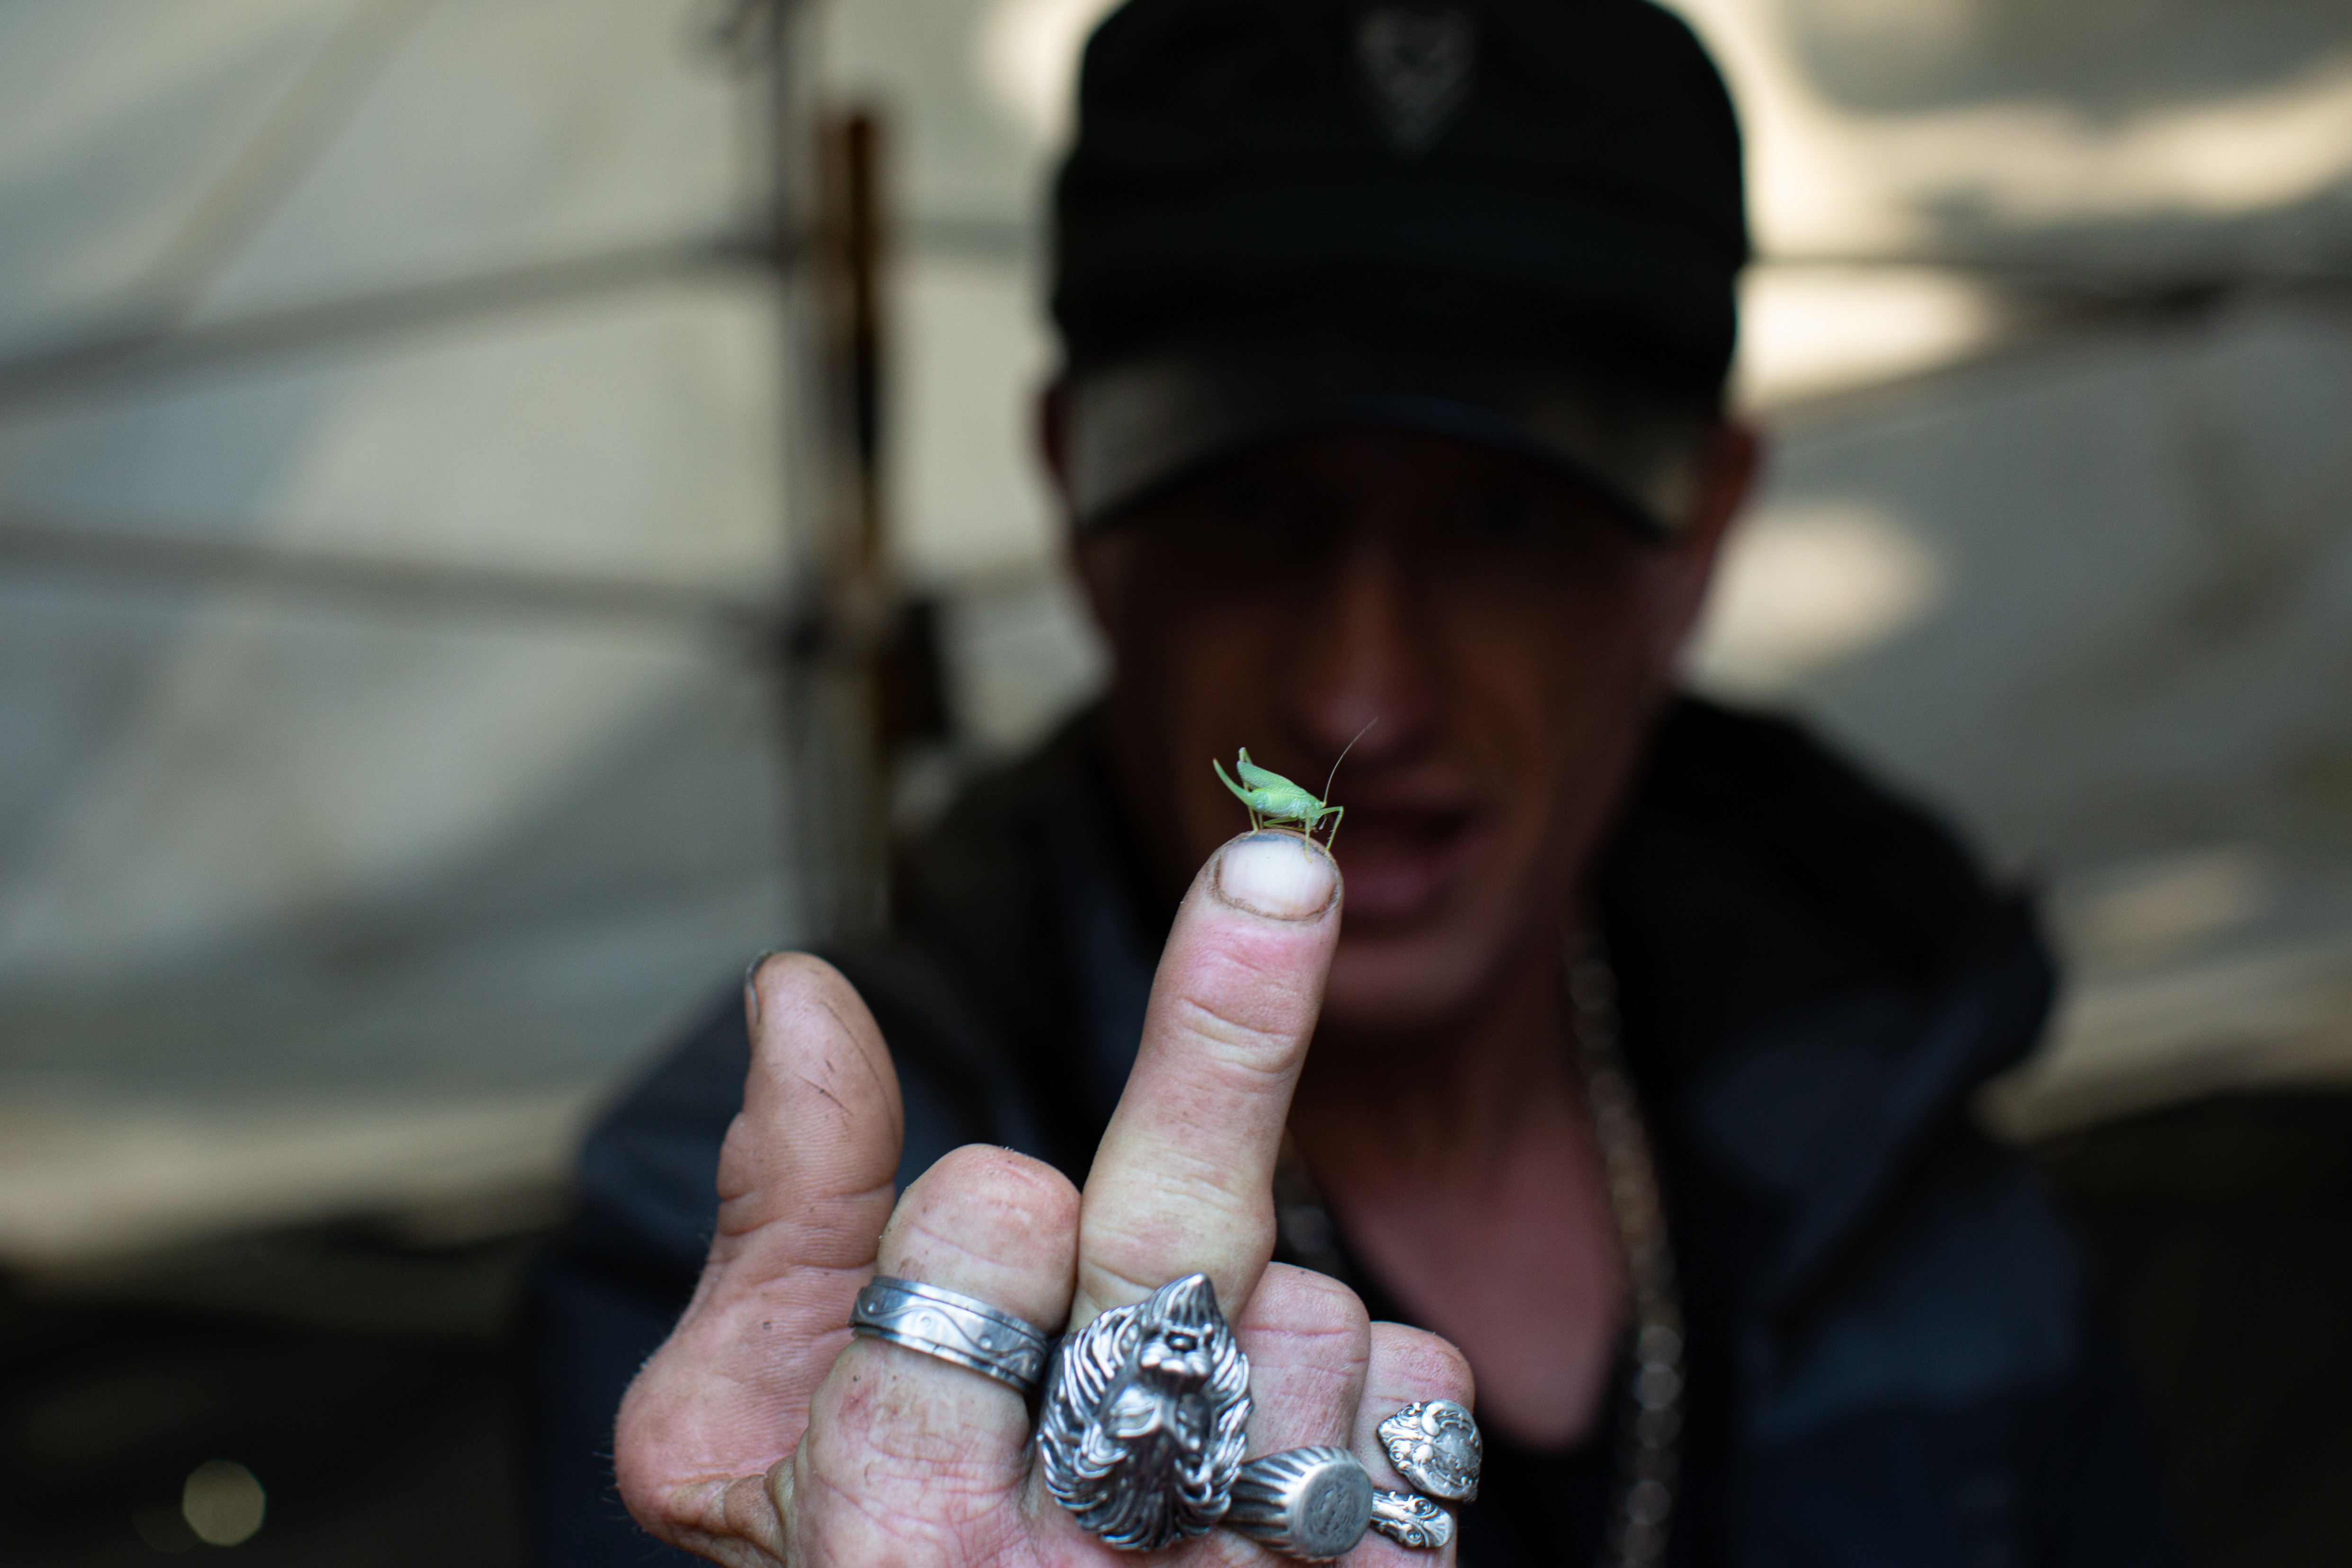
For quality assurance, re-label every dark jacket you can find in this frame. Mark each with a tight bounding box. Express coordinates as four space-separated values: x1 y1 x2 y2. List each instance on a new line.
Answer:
528 697 2179 1568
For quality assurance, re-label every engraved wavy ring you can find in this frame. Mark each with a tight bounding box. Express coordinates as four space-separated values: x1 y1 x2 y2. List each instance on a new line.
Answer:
848 1275 1053 1395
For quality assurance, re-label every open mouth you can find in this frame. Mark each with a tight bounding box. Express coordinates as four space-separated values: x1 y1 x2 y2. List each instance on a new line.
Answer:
1330 805 1480 921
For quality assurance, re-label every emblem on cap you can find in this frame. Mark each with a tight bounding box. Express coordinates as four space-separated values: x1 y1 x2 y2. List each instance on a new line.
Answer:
1353 1 1478 157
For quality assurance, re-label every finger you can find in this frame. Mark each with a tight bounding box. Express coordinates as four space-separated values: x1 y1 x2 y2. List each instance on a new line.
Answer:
789 1144 1078 1562
1074 831 1341 1325
1235 1264 1373 1454
616 954 905 1561
1350 1323 1475 1566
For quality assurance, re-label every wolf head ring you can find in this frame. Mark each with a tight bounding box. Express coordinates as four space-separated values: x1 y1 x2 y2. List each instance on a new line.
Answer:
1036 1273 1252 1550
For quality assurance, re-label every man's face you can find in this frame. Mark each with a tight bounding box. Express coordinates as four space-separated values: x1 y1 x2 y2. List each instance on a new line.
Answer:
1072 426 1749 1038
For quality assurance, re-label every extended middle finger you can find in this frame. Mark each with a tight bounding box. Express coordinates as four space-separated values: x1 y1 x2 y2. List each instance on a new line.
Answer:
1070 830 1342 1328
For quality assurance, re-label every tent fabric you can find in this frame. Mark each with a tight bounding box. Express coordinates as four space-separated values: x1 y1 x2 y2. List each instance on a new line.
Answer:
1 0 2349 1261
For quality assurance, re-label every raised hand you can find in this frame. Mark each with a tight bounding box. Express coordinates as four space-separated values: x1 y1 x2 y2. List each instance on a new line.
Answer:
614 832 1473 1565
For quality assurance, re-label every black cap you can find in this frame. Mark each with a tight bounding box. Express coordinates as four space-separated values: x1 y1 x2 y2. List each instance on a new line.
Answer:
1051 0 1748 536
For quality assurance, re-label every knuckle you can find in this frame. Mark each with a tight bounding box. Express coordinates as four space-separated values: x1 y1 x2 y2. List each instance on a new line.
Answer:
895 1146 1078 1250
1370 1321 1476 1402
1088 1194 1275 1279
1166 991 1306 1079
1237 1277 1370 1376
1253 1261 1369 1331
921 1143 1080 1210
894 1196 1065 1268
1081 1205 1275 1297
1103 1155 1268 1232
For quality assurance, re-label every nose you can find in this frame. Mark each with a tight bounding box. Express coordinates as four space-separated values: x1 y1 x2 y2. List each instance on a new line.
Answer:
1285 529 1437 762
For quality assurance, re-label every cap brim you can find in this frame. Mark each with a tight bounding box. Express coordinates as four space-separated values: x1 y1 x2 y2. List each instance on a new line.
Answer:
1061 319 1707 540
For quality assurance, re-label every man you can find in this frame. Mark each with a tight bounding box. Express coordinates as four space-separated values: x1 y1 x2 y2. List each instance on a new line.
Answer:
531 1 2178 1563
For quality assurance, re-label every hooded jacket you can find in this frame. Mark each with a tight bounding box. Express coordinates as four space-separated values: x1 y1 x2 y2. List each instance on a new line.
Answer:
528 696 2178 1568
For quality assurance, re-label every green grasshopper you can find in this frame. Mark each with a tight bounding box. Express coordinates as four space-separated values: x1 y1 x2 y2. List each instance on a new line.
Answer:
1213 722 1375 848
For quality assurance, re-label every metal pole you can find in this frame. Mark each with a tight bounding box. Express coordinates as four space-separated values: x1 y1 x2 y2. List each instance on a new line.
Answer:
763 0 891 941
806 105 893 937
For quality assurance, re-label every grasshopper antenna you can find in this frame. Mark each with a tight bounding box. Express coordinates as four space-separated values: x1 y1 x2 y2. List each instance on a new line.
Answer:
1321 718 1379 804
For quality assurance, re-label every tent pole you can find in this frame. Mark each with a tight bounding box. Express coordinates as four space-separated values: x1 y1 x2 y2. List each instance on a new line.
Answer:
764 0 892 942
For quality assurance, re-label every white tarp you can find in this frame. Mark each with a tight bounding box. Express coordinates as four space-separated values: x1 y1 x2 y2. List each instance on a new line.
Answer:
0 0 793 1258
2 0 2348 1261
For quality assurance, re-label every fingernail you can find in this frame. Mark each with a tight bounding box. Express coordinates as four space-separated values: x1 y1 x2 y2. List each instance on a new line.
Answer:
743 948 786 1026
1215 833 1339 921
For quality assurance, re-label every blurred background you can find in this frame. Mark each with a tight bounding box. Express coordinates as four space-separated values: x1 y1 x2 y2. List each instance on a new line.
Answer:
1 0 2347 1562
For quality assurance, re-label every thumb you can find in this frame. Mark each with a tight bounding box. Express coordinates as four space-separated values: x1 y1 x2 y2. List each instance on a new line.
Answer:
616 954 904 1555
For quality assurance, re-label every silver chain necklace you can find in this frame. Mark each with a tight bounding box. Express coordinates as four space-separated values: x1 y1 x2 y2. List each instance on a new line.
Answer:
1271 937 1684 1565
1566 934 1684 1568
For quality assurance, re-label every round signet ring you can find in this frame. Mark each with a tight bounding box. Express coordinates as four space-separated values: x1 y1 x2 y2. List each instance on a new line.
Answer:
1377 1398 1483 1503
1225 1446 1375 1561
848 1275 1052 1395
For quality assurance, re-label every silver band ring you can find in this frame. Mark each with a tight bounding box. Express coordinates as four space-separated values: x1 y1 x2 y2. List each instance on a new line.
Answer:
1369 1488 1456 1550
1377 1398 1483 1503
848 1276 1052 1394
1036 1273 1253 1550
1225 1446 1375 1560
